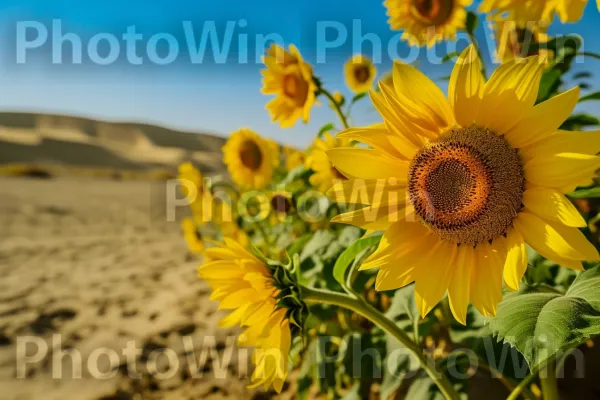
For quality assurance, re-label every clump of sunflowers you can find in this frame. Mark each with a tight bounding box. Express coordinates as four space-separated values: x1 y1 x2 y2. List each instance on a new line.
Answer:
179 2 600 399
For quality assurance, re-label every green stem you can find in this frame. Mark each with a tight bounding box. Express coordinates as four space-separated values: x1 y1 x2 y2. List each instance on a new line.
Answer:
577 51 600 61
468 33 487 79
319 88 350 130
254 222 271 246
539 362 559 400
302 286 459 400
506 372 538 400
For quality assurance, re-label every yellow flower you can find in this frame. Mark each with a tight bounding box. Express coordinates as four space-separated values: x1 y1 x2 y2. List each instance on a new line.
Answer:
493 20 552 63
178 162 213 221
223 129 278 189
199 239 292 392
332 91 344 104
283 146 306 171
308 132 351 192
182 217 205 254
480 0 595 25
344 55 377 94
261 44 317 128
268 190 294 224
385 0 472 47
223 223 250 249
326 45 600 325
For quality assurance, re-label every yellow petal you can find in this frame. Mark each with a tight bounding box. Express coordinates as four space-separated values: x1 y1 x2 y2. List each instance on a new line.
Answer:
447 245 473 325
556 0 587 23
503 230 528 291
218 304 251 328
336 125 413 160
449 45 484 127
219 288 263 309
331 203 410 230
515 211 599 263
371 88 430 146
523 187 587 227
392 61 455 130
477 57 545 134
374 232 438 291
524 153 600 189
470 242 504 317
326 148 408 179
361 220 430 270
518 130 600 161
503 87 580 149
414 240 457 318
327 179 406 206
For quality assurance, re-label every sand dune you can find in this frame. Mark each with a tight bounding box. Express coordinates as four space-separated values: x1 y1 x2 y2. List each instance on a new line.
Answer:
0 112 227 176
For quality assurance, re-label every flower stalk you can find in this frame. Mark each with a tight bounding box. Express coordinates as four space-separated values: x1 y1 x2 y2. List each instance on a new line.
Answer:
301 286 459 400
317 87 350 130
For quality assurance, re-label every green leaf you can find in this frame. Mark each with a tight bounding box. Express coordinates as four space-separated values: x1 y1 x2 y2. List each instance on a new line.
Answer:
465 11 478 36
300 230 337 262
288 233 314 257
579 90 600 103
349 92 367 105
567 186 600 199
536 69 562 103
533 34 583 54
489 265 600 370
574 71 592 79
386 285 420 327
333 234 382 287
442 51 459 63
560 113 600 130
317 123 335 138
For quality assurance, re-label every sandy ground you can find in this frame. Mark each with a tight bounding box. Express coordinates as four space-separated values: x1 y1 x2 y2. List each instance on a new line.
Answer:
0 177 270 400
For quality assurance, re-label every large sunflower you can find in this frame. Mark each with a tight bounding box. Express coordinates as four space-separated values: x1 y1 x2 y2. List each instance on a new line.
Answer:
326 45 600 324
223 129 278 190
344 55 377 94
308 132 351 192
198 239 292 392
385 0 472 47
261 44 317 128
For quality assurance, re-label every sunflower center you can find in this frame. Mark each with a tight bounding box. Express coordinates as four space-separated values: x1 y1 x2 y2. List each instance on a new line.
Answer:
353 65 371 84
239 139 263 171
412 0 453 25
271 194 292 214
408 127 524 246
283 73 309 105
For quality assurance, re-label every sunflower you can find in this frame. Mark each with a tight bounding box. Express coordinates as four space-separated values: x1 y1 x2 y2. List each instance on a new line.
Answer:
326 45 600 324
268 190 294 224
385 0 472 47
492 19 552 63
261 44 317 128
283 146 306 171
198 239 293 392
308 132 351 192
181 217 205 254
177 162 213 222
344 55 377 94
223 129 278 190
480 0 595 25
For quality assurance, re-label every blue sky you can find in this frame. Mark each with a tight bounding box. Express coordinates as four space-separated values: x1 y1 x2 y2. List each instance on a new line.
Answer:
0 0 599 147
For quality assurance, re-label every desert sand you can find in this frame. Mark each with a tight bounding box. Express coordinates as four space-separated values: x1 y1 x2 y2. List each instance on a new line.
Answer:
0 177 273 400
